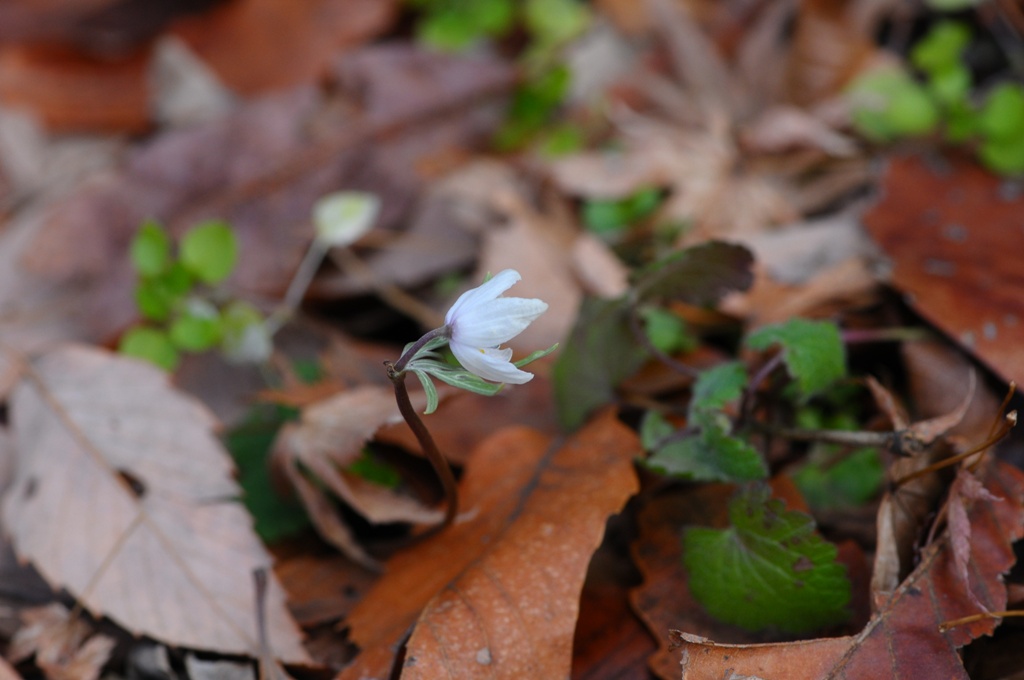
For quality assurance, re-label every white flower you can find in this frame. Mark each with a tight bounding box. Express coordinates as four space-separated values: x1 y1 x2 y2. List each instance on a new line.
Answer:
444 269 548 384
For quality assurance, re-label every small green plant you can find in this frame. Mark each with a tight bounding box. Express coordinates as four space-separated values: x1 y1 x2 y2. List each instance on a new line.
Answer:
120 219 268 371
554 241 859 633
848 20 1024 174
406 0 590 152
581 187 664 237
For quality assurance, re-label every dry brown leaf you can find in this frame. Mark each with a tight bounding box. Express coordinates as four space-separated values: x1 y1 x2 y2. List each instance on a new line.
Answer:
865 374 973 596
171 0 396 95
338 410 640 679
864 154 1024 386
271 385 442 568
1 345 309 662
9 603 115 680
782 0 877 107
477 192 585 351
672 460 1024 679
0 44 151 133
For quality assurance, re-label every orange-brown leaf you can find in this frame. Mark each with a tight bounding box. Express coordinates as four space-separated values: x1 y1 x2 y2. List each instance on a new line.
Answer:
338 410 640 679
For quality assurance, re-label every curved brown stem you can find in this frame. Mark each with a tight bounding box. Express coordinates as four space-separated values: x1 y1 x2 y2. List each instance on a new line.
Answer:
387 363 458 529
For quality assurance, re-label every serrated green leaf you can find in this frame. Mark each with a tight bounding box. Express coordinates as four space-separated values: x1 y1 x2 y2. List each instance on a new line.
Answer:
130 220 171 277
119 326 179 371
690 361 748 415
683 485 851 633
180 220 238 284
633 241 754 305
645 417 767 483
746 319 845 396
553 296 648 429
412 369 440 415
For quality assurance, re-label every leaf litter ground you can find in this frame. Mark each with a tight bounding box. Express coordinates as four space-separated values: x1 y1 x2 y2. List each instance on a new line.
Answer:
1 2 1024 680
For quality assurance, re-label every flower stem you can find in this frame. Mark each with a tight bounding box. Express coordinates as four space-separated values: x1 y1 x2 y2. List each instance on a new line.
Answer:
387 362 458 528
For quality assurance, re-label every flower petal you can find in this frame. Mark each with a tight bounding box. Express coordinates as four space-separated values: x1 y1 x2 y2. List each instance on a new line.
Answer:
444 269 521 326
451 297 548 348
449 341 535 384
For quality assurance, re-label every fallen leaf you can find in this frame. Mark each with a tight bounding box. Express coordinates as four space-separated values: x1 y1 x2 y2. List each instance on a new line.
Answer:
865 374 974 596
9 603 115 680
946 467 1000 609
672 460 1024 679
0 43 151 133
864 154 1024 385
2 345 309 662
782 0 877 107
338 410 640 679
171 0 396 94
271 385 442 568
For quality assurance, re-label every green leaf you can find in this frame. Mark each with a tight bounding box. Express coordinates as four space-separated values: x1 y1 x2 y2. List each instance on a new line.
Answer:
683 485 851 633
643 412 767 482
412 369 440 415
746 319 846 396
220 300 271 364
494 66 571 151
169 303 223 352
927 64 970 106
794 447 884 510
583 188 663 235
180 220 238 284
347 449 401 489
847 68 939 142
414 360 504 397
523 0 588 45
690 361 748 415
553 296 648 429
911 21 971 76
225 404 310 542
130 220 171 277
978 83 1024 141
633 241 755 305
640 307 697 355
978 134 1024 175
513 342 559 367
925 0 981 8
119 326 180 371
